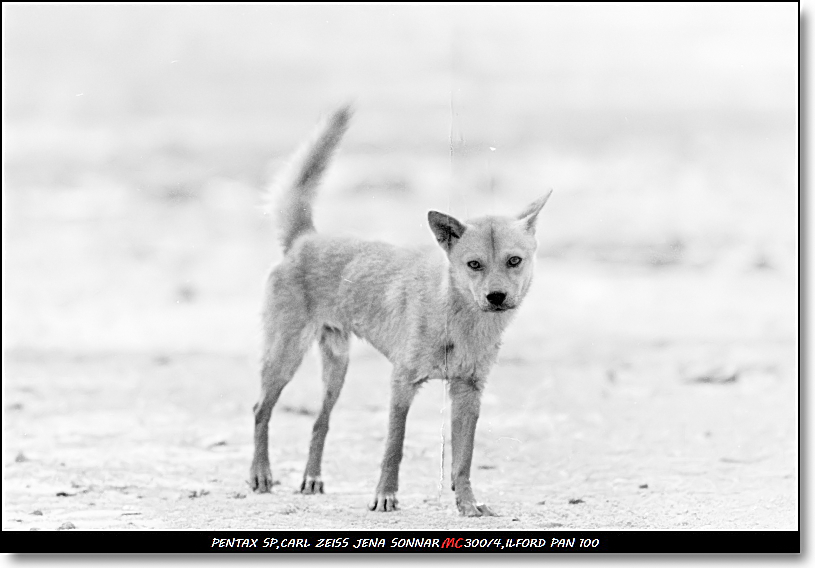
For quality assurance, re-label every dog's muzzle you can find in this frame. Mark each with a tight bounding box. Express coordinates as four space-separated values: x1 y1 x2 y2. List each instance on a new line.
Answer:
483 292 514 312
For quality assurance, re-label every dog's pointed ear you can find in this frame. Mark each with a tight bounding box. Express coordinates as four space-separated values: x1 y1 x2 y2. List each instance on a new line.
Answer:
428 211 467 251
517 189 553 233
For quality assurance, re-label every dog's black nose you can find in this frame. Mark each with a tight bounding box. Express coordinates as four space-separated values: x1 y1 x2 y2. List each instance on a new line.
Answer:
486 292 506 307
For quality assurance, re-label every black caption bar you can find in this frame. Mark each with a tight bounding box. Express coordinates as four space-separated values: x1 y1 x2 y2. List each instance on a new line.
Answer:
6 530 799 554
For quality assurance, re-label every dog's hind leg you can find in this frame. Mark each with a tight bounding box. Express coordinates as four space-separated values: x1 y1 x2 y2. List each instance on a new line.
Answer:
250 323 313 493
301 326 350 494
369 370 419 512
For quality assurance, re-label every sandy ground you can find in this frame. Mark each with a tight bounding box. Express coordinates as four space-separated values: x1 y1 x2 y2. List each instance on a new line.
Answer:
0 333 799 531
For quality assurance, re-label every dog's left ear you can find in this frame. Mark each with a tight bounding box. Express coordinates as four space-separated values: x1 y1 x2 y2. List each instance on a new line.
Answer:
428 211 467 251
517 189 553 234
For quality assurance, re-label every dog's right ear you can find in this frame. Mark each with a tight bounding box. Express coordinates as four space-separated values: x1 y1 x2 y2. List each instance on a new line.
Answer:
428 211 467 251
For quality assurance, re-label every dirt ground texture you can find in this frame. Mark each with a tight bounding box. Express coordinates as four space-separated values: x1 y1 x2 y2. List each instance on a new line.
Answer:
3 4 799 532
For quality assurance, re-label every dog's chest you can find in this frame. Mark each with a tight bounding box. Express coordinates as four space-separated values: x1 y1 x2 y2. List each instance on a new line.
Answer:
439 344 497 381
422 318 504 382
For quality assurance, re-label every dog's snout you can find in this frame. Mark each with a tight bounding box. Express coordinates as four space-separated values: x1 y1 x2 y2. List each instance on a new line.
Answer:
486 292 507 307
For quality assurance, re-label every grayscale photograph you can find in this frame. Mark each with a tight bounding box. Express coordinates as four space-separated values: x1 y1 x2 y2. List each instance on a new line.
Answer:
3 3 798 537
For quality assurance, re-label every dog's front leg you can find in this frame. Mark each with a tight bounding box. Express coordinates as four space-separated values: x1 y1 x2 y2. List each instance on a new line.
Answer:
369 373 417 512
449 377 496 517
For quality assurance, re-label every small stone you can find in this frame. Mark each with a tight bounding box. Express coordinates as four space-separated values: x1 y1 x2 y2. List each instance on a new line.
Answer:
683 365 739 384
177 285 197 303
32 510 43 516
153 355 172 366
58 522 76 530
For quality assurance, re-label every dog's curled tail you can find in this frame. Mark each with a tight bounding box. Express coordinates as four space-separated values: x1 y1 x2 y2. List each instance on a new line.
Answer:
268 105 353 253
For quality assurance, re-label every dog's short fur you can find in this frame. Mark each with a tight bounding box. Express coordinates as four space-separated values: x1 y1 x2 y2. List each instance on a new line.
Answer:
250 106 551 516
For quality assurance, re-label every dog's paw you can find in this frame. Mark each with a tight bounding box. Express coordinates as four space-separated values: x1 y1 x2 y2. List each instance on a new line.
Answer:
368 492 399 512
458 501 497 517
300 476 324 495
249 462 274 493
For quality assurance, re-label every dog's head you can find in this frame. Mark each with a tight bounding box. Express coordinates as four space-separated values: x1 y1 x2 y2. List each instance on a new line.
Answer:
428 191 552 312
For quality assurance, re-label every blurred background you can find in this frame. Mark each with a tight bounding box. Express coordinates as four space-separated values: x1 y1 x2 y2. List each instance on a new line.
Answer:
2 4 799 530
4 3 797 355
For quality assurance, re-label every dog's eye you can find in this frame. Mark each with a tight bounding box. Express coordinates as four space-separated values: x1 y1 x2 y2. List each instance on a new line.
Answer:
467 260 482 271
507 256 522 267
